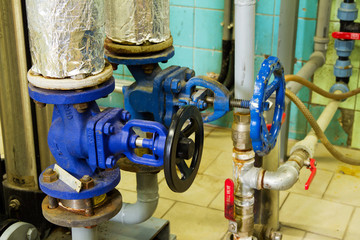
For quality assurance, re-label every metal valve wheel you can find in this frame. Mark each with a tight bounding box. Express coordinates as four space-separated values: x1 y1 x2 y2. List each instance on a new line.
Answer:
250 56 285 156
164 106 204 193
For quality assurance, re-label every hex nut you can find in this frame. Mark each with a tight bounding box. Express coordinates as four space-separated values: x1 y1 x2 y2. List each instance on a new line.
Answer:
43 169 58 183
81 176 94 190
73 103 88 113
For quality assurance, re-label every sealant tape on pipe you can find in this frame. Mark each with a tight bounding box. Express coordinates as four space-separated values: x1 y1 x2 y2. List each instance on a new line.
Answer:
234 0 256 6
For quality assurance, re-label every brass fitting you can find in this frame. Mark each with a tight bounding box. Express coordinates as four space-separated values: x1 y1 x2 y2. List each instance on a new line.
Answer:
232 113 252 151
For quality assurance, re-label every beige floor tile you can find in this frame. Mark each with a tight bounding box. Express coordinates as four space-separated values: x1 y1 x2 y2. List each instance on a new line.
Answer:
203 151 233 180
158 174 223 207
280 193 353 239
280 191 289 208
204 128 233 153
287 168 333 198
204 124 216 137
304 233 338 240
163 202 227 240
209 188 223 211
116 189 176 220
344 208 360 240
324 173 360 206
280 226 306 240
199 147 222 174
153 198 175 219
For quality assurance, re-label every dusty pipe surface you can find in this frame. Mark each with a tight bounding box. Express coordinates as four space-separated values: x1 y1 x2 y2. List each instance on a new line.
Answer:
110 172 158 224
234 0 255 113
291 90 342 158
72 227 98 240
105 0 170 45
26 0 105 78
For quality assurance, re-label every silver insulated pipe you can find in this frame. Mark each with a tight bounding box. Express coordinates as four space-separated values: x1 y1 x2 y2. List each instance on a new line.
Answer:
25 0 105 79
105 0 170 45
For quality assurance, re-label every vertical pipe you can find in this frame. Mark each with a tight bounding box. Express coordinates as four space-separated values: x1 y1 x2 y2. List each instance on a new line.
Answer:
0 0 38 188
234 0 255 113
72 227 98 240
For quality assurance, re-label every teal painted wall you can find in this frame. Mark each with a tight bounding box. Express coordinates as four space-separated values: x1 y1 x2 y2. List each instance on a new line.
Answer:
100 0 360 149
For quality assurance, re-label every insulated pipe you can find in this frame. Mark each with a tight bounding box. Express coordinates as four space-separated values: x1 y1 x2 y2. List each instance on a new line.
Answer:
234 0 255 113
290 91 342 158
72 227 98 240
110 172 158 225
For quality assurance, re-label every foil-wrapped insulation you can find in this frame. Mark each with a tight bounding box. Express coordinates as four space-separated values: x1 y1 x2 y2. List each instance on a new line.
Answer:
26 0 105 78
105 0 170 45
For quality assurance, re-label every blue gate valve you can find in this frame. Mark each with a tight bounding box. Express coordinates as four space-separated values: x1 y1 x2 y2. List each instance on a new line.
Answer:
249 56 285 156
48 103 169 178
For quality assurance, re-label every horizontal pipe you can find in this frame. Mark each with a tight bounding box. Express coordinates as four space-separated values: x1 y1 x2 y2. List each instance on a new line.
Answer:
110 172 158 225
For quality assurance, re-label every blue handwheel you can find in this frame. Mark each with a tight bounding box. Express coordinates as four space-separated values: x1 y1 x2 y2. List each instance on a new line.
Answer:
250 56 285 156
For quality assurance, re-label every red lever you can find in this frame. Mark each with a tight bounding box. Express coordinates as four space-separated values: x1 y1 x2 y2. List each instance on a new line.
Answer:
305 158 317 190
332 32 360 40
224 179 235 221
267 112 286 131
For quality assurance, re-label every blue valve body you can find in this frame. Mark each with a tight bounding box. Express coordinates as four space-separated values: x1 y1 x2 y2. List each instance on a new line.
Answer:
250 56 285 156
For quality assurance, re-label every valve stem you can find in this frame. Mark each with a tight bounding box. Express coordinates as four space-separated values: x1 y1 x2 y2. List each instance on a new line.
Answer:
205 97 250 109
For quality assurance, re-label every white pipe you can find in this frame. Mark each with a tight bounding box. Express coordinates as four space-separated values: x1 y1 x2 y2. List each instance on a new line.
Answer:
110 173 158 225
72 227 98 240
234 0 255 113
290 90 342 158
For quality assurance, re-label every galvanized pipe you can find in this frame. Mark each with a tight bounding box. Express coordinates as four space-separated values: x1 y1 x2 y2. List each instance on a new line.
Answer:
110 172 158 225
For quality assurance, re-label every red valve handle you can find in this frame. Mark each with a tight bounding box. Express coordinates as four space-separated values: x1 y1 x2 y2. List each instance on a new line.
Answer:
267 112 286 131
332 32 360 40
305 158 317 190
224 178 235 221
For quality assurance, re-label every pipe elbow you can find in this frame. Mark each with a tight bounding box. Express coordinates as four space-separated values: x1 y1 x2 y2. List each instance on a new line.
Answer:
262 164 300 191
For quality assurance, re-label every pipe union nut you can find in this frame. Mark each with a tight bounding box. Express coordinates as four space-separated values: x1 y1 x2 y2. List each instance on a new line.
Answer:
232 113 252 150
338 3 358 21
334 59 352 78
335 39 355 58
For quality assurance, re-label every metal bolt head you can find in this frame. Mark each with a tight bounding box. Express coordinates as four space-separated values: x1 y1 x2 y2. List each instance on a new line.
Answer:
170 79 181 93
185 69 195 80
143 64 155 75
80 175 94 190
9 199 20 210
104 123 115 135
121 110 131 122
27 227 38 240
105 156 117 168
228 221 238 233
73 103 88 113
43 168 58 183
197 100 208 110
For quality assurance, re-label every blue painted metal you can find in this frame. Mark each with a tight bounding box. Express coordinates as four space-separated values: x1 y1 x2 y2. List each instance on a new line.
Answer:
335 39 354 57
334 59 352 78
181 77 230 123
105 47 175 66
123 63 230 127
250 56 285 156
330 82 350 102
338 2 358 21
39 165 120 200
49 102 168 177
28 77 115 104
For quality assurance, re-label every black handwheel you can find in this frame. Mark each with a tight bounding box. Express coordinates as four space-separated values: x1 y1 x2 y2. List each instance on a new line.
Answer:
164 106 204 193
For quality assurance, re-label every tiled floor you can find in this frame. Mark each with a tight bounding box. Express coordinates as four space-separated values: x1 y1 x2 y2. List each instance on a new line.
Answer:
116 125 360 240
